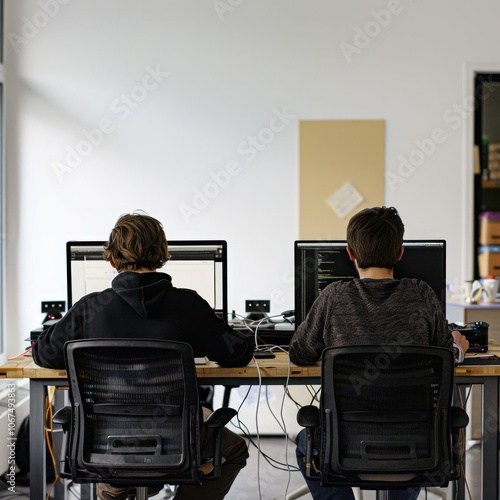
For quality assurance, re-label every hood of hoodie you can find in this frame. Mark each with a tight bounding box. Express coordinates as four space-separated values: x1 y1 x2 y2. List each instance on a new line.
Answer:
111 272 173 318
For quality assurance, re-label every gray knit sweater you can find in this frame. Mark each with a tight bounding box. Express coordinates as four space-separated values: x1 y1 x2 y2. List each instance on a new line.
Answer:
289 278 452 366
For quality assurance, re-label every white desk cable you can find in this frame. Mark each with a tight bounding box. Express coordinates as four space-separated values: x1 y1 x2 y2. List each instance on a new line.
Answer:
255 348 299 499
231 383 263 500
228 349 301 499
229 312 283 353
231 386 295 473
256 346 300 498
260 344 299 496
231 312 256 330
226 360 263 499
233 351 300 498
253 314 286 352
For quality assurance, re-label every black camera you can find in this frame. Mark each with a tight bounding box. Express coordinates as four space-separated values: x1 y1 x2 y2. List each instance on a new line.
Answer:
448 321 489 352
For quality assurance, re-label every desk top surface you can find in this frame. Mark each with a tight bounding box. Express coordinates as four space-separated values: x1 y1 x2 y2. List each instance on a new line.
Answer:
2 350 500 380
447 299 500 309
0 352 321 380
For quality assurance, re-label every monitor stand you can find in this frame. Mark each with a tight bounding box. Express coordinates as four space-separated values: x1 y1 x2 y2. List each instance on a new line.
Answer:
246 312 269 321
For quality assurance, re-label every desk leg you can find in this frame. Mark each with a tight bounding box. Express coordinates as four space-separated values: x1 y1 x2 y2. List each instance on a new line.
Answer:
454 385 467 500
29 379 46 500
482 376 499 500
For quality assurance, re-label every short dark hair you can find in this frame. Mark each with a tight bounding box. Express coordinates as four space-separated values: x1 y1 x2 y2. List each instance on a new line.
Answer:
346 206 404 269
103 213 170 272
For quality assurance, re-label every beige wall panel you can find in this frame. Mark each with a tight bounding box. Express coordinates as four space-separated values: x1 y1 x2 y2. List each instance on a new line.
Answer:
299 120 385 239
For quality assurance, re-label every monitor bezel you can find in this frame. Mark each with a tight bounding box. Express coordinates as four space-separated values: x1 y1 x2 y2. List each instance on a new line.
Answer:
294 239 446 328
66 239 229 320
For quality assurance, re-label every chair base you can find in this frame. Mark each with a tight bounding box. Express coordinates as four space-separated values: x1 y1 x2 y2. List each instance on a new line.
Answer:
136 486 147 500
375 488 447 500
376 492 390 500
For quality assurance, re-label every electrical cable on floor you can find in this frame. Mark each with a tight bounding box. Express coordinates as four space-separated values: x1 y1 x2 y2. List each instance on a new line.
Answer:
265 386 287 434
226 345 306 496
231 386 300 473
305 384 321 404
44 391 64 500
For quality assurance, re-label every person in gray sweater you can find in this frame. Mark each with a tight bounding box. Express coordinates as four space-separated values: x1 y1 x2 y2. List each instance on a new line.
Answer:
290 206 469 500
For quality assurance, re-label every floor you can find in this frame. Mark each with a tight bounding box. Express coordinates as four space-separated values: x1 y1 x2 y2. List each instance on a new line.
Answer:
0 438 482 499
226 437 482 500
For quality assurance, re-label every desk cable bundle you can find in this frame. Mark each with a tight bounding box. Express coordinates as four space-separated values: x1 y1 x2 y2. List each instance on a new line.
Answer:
227 341 324 500
230 353 297 500
229 310 295 356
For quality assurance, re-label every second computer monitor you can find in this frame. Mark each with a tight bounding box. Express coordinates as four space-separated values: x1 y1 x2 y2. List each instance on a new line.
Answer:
294 240 446 328
66 240 228 320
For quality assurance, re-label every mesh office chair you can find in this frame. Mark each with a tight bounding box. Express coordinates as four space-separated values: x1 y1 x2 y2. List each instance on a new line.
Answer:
297 346 468 499
53 339 237 500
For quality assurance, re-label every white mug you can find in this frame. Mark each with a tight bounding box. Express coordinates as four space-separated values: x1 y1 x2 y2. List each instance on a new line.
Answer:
483 278 499 303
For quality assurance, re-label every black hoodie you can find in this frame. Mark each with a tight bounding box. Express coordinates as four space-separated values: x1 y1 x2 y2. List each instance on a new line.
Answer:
33 272 253 369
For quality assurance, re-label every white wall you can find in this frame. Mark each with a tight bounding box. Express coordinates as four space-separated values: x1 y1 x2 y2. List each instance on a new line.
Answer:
3 0 497 359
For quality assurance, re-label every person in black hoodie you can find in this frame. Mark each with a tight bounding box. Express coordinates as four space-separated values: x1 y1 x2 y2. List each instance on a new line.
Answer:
33 212 254 500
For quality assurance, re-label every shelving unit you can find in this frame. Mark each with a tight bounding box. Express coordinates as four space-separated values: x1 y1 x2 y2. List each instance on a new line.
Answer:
474 74 500 278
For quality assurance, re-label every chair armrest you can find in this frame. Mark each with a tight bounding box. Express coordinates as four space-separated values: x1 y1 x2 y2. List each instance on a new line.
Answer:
297 405 319 428
205 407 237 429
52 406 73 479
297 405 320 481
53 406 72 430
451 406 469 429
203 407 238 481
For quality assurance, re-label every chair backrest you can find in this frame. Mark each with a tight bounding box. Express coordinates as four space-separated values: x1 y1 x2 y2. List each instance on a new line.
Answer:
64 338 201 485
320 345 456 488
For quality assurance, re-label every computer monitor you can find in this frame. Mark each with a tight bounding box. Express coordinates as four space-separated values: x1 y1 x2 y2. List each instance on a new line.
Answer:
294 240 446 328
66 240 228 320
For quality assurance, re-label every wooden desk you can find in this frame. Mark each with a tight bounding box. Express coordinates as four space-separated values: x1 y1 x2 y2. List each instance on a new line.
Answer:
0 352 499 500
0 353 322 382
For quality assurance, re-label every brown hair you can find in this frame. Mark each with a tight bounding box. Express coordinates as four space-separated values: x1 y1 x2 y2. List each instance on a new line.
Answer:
103 213 170 272
346 206 404 269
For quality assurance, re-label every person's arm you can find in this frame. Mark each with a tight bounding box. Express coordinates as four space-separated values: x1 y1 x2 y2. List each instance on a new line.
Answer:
186 294 253 367
289 291 330 365
451 330 469 364
198 319 253 367
32 308 81 369
289 327 323 366
207 323 254 367
32 292 100 368
418 282 469 363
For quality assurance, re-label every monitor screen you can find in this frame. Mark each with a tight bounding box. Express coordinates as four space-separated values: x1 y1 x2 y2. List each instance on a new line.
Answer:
294 240 446 328
66 240 228 320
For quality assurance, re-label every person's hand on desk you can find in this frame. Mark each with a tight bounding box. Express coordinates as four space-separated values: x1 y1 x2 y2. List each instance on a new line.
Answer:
451 330 470 363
